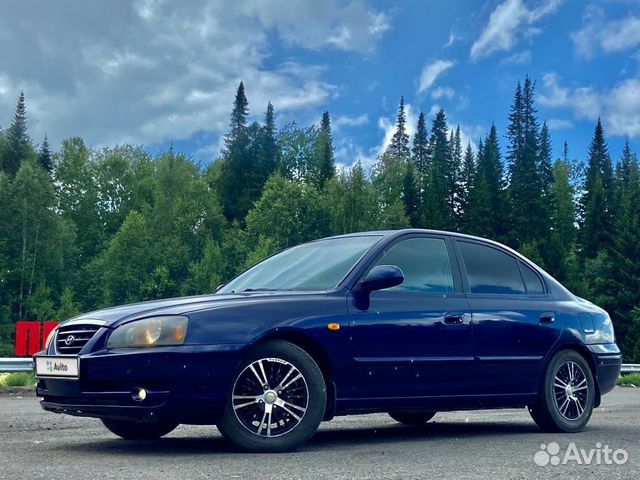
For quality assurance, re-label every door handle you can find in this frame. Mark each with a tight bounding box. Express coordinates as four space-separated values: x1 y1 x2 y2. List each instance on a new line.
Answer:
540 312 555 323
444 313 464 325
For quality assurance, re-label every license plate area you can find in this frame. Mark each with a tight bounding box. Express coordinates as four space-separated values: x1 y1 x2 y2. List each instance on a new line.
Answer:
35 356 80 379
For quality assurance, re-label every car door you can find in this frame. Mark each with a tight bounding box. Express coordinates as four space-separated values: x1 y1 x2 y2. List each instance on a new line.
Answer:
454 239 562 395
347 234 476 398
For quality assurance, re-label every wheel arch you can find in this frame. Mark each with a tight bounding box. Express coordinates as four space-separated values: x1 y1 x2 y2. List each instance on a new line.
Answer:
545 343 602 408
248 329 337 420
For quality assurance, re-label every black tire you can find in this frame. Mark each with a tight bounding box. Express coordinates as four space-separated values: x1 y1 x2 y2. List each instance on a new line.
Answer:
101 418 179 440
218 340 326 452
529 349 595 433
388 411 436 425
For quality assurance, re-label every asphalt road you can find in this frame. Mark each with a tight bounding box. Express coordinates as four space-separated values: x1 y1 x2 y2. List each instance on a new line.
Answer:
0 388 638 480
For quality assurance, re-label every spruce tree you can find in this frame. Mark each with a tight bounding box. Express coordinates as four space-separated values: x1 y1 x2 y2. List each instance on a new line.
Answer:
388 97 410 158
412 112 429 177
580 119 614 259
423 109 452 229
38 134 53 173
466 125 506 240
312 111 335 188
506 77 546 247
226 81 249 148
3 92 31 177
402 161 420 227
259 102 278 179
458 142 475 228
449 125 462 227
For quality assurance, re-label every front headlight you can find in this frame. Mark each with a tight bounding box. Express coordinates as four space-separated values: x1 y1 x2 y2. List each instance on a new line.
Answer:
107 316 189 349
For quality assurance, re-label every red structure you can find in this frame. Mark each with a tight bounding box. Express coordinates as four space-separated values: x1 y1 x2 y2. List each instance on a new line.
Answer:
15 321 59 356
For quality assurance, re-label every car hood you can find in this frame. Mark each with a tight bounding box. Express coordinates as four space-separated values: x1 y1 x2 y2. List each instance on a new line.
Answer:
61 292 321 328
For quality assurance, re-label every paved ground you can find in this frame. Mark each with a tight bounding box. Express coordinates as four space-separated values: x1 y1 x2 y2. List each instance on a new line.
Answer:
0 388 638 480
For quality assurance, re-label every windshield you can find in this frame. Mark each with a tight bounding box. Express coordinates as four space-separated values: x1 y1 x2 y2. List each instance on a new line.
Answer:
218 236 382 293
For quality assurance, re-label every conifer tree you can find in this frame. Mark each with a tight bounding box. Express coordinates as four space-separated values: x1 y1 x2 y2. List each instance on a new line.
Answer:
458 142 475 228
388 97 410 158
2 92 32 177
580 119 614 259
423 109 451 229
506 77 546 247
312 111 335 188
38 134 53 173
412 112 429 178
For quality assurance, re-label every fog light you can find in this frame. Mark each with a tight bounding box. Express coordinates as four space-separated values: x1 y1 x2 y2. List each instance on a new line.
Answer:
132 388 147 402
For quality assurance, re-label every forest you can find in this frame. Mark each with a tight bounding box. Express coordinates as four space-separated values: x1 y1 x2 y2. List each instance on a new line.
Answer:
0 78 638 361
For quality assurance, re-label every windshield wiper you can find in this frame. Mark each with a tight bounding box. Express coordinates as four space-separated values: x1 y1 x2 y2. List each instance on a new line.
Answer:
241 288 284 292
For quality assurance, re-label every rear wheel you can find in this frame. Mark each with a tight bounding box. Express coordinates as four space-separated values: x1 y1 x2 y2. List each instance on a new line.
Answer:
388 411 436 425
101 418 178 440
218 340 326 452
529 350 595 433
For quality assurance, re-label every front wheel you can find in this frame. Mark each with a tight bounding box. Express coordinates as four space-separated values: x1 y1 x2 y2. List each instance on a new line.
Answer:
388 411 436 425
529 350 595 433
218 340 326 452
101 418 178 440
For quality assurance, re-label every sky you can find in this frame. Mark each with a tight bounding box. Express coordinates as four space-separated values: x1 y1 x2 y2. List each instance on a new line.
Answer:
1 0 639 168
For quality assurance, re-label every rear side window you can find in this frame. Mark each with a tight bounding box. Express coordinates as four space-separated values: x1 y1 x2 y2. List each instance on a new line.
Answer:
519 261 545 294
458 241 525 294
375 237 454 293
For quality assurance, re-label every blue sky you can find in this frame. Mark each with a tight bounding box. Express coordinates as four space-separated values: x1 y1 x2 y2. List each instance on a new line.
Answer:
1 0 639 168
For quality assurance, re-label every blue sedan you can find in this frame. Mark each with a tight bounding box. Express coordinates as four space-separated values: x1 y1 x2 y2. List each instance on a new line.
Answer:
35 229 622 452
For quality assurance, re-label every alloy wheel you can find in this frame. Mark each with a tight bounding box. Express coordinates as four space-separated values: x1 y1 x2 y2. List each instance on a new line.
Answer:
232 357 309 438
553 360 589 420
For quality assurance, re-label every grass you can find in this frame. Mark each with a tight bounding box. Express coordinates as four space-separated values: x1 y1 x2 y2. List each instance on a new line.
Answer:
618 373 640 387
0 372 37 388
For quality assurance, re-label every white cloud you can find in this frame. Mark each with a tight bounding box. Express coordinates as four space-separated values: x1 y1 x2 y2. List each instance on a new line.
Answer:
0 0 390 152
470 0 563 61
431 86 456 100
417 60 455 94
539 73 640 137
253 0 390 53
546 118 574 130
571 6 640 58
500 50 532 65
333 113 369 130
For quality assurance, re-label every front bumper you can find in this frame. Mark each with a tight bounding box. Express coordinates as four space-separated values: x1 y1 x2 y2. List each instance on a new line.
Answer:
36 344 245 424
588 343 622 396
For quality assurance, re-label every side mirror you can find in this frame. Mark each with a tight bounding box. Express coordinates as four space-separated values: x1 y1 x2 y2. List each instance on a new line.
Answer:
360 265 404 292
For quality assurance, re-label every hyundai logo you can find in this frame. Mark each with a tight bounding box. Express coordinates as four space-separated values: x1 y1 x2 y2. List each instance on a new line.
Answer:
64 335 75 346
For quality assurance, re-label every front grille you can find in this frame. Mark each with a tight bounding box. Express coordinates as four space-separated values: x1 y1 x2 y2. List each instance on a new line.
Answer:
56 324 101 354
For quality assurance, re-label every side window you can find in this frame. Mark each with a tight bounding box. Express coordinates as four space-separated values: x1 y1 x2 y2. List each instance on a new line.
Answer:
458 241 525 294
374 237 454 293
519 261 545 294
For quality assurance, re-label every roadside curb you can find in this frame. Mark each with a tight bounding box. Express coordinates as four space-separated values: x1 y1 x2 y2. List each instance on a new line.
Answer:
0 386 37 396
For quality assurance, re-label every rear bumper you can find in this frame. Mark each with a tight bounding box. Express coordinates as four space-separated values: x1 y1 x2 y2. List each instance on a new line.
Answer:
36 344 245 424
587 343 622 396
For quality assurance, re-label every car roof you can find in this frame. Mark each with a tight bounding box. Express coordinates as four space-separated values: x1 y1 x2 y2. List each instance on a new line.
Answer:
320 228 496 243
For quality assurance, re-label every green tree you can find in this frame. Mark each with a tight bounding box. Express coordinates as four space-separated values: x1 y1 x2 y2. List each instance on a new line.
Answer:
423 109 452 229
2 92 33 177
97 211 156 305
309 111 335 188
458 142 475 229
245 175 330 252
55 137 104 260
412 112 429 179
38 134 53 173
506 77 546 248
465 125 506 240
324 162 378 234
387 97 410 158
580 119 614 259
